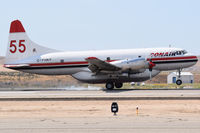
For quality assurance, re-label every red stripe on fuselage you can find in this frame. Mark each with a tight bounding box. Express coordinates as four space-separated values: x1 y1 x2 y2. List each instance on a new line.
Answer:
147 56 197 61
30 61 88 66
29 60 117 67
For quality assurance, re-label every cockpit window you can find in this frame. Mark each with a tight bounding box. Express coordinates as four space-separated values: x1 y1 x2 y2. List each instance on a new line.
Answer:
176 51 182 55
173 50 187 56
182 50 187 54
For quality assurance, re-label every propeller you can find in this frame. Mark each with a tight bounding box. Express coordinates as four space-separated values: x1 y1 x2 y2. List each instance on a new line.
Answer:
148 59 156 81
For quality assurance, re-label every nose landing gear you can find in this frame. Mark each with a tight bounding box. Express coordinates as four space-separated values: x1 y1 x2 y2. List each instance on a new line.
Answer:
176 69 182 86
176 79 182 85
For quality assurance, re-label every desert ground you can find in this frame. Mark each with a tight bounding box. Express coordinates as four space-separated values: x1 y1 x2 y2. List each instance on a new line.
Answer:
0 100 200 133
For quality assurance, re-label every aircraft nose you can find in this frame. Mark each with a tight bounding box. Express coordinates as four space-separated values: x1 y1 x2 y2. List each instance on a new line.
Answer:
193 55 198 62
194 55 198 60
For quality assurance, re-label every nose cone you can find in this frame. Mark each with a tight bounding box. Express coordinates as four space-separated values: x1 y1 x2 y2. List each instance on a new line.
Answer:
194 55 198 62
191 55 198 66
182 55 198 68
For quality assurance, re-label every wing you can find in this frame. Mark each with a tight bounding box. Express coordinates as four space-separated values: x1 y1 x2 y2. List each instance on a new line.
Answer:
85 57 121 73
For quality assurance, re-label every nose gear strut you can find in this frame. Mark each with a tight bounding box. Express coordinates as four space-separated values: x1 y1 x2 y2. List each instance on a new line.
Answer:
176 69 182 85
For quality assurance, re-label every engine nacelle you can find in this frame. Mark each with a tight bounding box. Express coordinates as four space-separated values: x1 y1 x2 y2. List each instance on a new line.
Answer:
111 58 149 73
72 69 160 84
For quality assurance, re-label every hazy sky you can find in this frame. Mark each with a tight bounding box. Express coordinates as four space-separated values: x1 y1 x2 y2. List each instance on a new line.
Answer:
0 0 200 56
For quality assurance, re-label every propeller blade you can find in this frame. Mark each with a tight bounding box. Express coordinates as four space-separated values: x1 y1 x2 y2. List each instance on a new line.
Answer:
149 70 152 81
148 59 155 81
149 61 156 69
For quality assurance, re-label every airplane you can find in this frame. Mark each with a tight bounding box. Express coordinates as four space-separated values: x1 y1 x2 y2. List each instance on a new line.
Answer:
4 20 198 89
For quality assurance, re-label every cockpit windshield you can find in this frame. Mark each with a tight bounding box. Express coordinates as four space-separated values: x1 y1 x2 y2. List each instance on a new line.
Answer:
182 50 187 54
175 50 187 55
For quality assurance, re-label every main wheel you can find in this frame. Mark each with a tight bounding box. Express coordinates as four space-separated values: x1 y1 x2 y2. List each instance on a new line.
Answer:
176 79 182 85
106 82 114 90
115 82 123 88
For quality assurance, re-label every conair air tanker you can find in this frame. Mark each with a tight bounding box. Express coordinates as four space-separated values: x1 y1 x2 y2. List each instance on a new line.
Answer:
4 20 198 89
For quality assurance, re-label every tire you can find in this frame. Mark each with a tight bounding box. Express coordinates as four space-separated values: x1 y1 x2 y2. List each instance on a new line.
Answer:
106 82 114 90
115 82 123 88
176 79 182 85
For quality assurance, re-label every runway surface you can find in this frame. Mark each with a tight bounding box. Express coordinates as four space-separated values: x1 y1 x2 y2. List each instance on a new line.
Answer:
0 89 200 133
0 89 200 100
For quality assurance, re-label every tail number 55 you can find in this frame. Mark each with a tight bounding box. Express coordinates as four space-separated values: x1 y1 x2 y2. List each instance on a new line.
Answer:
10 40 26 53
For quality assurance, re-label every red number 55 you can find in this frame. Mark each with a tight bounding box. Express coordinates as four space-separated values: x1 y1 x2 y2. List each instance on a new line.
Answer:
9 40 26 53
19 40 26 53
9 40 17 53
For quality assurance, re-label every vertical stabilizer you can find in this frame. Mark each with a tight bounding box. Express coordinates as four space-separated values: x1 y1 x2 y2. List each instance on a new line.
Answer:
5 20 57 64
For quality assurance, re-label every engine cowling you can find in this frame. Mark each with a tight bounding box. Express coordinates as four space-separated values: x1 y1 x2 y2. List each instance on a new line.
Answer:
111 58 149 73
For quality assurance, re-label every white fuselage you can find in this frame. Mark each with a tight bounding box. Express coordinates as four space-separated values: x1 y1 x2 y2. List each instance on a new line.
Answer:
6 47 197 83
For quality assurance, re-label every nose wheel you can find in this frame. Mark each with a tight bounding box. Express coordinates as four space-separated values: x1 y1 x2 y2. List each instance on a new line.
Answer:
176 79 182 85
176 69 182 86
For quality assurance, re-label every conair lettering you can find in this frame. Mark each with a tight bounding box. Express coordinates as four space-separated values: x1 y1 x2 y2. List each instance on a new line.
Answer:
150 50 187 57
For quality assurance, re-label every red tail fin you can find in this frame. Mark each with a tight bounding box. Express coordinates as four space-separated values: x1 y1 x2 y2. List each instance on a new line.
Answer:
9 20 25 33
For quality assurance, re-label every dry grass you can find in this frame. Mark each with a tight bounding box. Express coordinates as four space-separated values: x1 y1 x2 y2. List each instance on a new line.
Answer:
0 71 78 88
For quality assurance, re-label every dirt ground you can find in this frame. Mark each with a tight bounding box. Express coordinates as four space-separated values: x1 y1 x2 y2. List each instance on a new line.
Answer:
0 100 199 118
0 100 200 133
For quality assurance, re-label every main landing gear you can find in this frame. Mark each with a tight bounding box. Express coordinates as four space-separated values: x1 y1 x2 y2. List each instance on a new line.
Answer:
106 82 123 90
176 69 182 86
